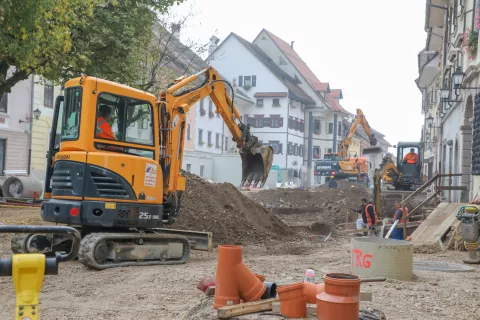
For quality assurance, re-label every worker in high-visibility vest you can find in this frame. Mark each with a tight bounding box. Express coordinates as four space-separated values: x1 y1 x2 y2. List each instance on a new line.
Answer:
402 148 419 164
96 105 116 140
352 197 378 236
391 201 405 240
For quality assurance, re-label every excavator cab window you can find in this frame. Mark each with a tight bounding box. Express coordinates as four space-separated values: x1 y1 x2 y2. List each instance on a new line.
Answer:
61 87 82 141
95 92 155 158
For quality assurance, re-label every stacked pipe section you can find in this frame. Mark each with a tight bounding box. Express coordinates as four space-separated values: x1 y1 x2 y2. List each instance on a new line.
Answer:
214 245 267 308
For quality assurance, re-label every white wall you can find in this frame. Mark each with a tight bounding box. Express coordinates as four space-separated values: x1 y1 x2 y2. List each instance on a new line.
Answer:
194 97 224 154
182 151 214 179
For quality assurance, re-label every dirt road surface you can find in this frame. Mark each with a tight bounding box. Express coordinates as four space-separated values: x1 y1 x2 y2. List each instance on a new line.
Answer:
1 207 480 320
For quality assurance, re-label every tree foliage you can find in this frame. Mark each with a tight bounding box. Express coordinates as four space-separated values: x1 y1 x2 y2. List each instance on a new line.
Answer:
0 0 184 96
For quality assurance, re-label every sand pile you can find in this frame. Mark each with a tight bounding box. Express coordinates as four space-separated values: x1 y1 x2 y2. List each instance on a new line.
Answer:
172 173 293 245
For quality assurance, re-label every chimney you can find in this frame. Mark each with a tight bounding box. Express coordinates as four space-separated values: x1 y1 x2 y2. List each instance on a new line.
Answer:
170 23 181 39
208 35 220 55
290 41 295 49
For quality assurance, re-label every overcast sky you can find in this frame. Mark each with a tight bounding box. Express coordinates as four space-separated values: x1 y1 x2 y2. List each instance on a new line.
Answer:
169 0 427 148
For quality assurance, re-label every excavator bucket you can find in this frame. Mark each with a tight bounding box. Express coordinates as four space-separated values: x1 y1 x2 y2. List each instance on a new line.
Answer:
240 144 274 188
362 146 383 155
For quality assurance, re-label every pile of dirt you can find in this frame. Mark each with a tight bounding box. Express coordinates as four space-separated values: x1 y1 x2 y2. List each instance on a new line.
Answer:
172 173 293 245
248 185 371 226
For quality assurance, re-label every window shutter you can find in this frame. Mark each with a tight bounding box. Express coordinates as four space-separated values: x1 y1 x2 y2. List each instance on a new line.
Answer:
238 76 243 87
252 76 257 87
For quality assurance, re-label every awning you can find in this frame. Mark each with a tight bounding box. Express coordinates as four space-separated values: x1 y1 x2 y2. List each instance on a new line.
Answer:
418 53 440 87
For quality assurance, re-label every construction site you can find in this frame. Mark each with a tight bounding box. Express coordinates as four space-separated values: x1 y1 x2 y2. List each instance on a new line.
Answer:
3 1 480 319
1 169 480 320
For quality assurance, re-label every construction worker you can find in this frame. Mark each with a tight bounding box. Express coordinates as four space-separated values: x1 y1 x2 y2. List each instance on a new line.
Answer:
391 201 405 240
96 105 116 140
328 176 337 189
352 197 377 236
402 148 419 164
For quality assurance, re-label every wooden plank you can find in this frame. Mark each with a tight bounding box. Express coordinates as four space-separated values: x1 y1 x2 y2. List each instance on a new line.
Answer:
217 298 278 319
410 202 449 242
437 186 468 191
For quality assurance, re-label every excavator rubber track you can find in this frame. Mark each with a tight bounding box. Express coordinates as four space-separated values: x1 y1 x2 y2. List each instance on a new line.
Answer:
78 232 191 270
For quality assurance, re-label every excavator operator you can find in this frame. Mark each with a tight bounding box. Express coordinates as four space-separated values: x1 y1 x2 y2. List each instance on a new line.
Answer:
96 105 116 140
402 148 419 164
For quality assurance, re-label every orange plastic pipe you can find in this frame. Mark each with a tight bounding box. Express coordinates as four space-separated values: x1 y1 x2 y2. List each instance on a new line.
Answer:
303 281 325 304
213 245 266 309
277 283 307 318
316 273 361 320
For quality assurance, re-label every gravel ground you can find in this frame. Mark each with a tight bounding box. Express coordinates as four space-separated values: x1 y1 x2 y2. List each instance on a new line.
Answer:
1 208 479 320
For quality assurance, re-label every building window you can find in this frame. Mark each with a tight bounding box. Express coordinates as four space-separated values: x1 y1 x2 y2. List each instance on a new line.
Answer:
269 141 282 154
313 146 320 159
272 98 280 107
225 136 228 151
198 129 203 145
216 133 220 148
200 99 206 116
200 165 204 177
255 117 264 128
208 99 214 118
288 116 294 129
271 116 283 128
338 121 342 135
326 148 333 153
314 120 321 135
186 163 191 172
256 99 264 107
187 124 191 140
44 80 54 108
239 75 256 88
208 131 212 146
0 94 7 113
328 123 333 134
288 142 293 155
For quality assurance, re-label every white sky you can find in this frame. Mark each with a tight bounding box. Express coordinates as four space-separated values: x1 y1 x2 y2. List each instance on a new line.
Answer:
169 0 427 148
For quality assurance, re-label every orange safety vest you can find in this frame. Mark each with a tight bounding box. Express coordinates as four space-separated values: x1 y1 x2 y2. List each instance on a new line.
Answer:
365 204 379 226
96 117 116 140
403 153 418 164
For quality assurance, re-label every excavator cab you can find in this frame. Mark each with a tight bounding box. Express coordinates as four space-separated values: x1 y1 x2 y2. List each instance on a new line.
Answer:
396 142 422 188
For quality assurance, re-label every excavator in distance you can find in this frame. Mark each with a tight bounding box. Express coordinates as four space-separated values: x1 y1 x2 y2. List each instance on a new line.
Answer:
316 109 382 184
9 67 274 270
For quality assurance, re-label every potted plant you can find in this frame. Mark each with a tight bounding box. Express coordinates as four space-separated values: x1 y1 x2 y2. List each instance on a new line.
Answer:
462 27 478 61
243 84 252 90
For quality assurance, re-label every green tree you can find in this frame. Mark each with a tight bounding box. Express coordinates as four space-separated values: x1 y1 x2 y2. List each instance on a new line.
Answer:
0 0 183 96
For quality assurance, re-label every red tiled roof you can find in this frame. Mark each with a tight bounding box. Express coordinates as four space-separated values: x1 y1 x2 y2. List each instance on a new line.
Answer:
330 89 343 99
262 29 330 93
327 94 349 114
254 92 288 98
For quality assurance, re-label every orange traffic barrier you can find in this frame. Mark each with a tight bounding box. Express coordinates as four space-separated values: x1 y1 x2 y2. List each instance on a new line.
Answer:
316 273 361 320
303 281 325 304
213 245 266 309
277 283 307 318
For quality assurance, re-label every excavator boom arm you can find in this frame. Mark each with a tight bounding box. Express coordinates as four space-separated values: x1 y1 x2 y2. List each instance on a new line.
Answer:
339 109 378 158
161 67 273 191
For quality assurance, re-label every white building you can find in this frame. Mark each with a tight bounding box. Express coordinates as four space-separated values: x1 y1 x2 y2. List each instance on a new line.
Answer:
207 32 315 180
252 29 351 184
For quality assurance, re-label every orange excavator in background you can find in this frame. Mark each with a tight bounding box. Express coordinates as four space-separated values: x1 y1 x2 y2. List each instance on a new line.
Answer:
319 109 382 185
10 67 274 270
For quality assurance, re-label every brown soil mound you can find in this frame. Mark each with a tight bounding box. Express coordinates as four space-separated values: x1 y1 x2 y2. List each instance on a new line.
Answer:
172 173 293 245
248 185 371 226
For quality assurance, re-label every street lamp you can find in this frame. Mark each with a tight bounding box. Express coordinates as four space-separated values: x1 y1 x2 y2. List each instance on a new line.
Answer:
426 114 434 128
19 108 42 124
440 86 450 99
452 67 464 88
